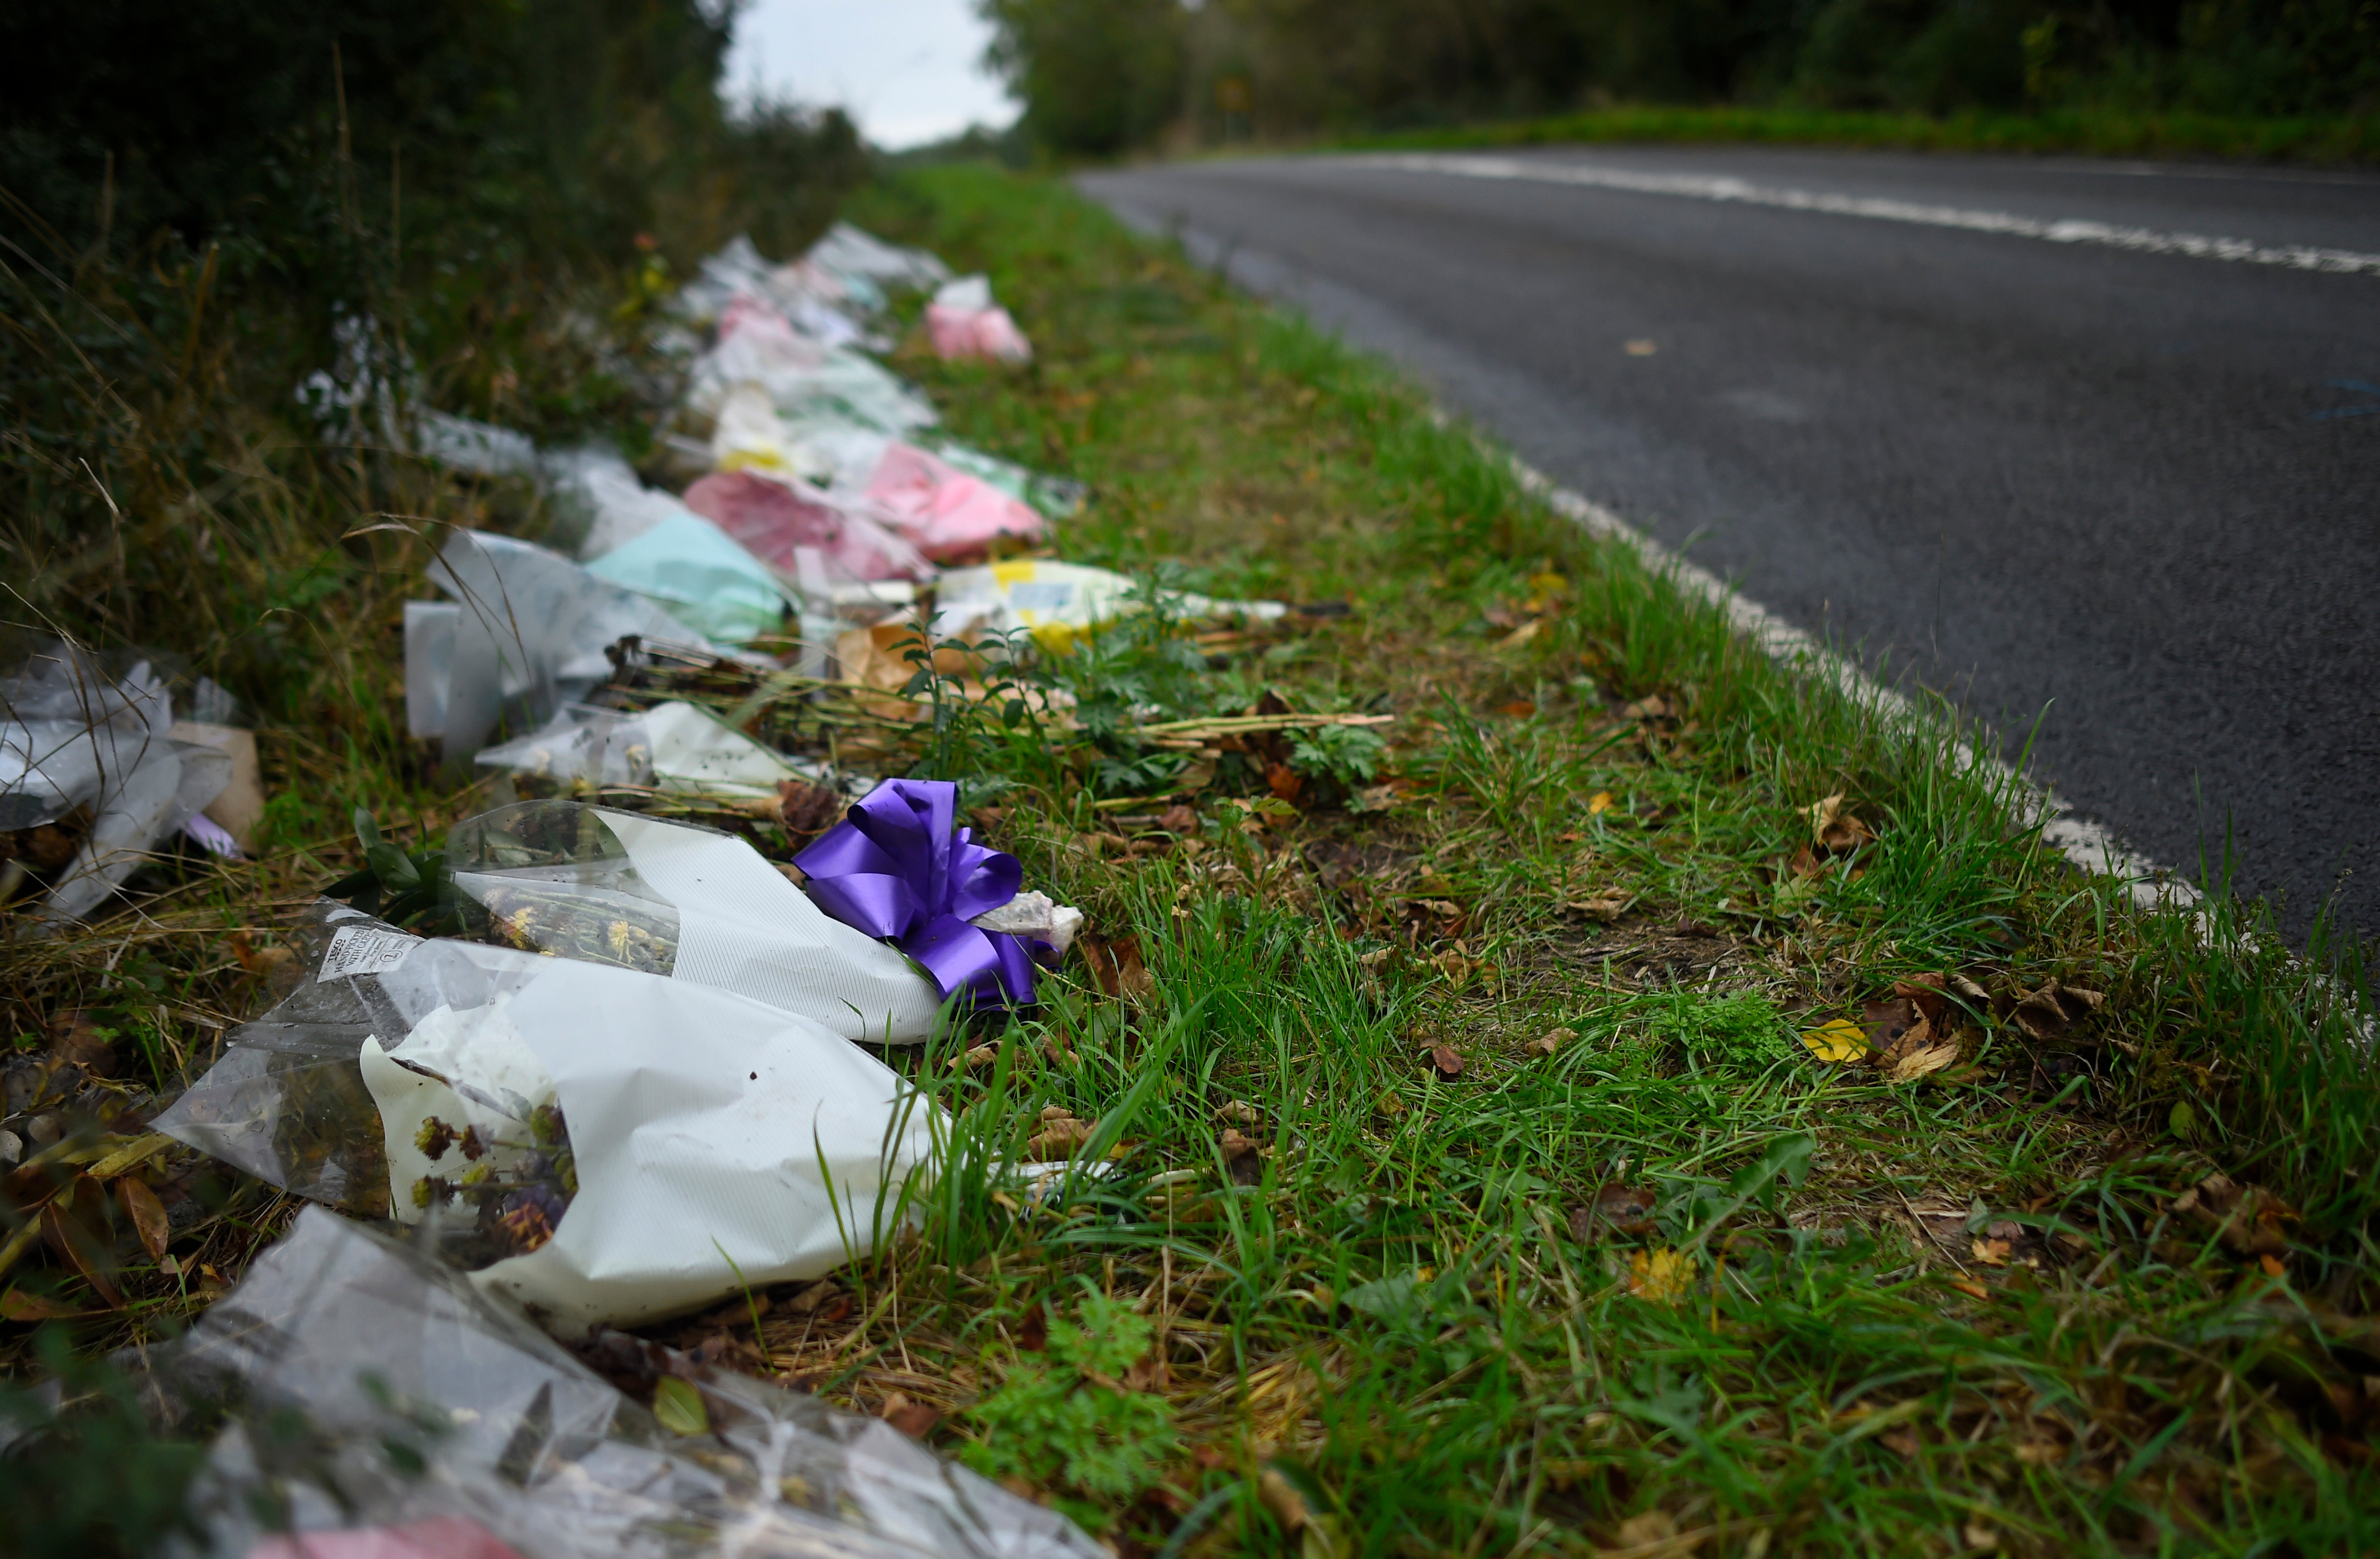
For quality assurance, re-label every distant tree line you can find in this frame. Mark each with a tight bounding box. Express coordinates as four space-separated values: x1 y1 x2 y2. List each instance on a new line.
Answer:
978 0 2380 155
0 0 865 274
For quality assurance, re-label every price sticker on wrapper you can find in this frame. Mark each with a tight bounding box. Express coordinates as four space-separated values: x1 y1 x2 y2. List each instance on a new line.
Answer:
318 924 420 983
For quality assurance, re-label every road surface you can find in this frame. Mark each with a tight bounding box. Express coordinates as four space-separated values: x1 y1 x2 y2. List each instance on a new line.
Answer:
1080 147 2380 942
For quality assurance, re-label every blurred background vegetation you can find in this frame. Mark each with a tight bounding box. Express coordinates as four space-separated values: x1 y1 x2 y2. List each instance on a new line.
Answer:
0 0 864 733
979 0 2380 156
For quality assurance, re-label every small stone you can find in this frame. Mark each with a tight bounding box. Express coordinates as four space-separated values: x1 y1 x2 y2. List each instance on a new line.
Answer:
0 1128 20 1165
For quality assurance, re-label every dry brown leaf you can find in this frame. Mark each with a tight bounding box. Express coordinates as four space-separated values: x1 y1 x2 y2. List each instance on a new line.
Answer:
1427 1043 1465 1079
47 1010 116 1076
1121 1350 1170 1393
1215 1100 1261 1125
1158 804 1199 834
1886 1032 1963 1084
1258 1467 1312 1533
1861 998 1924 1056
880 1393 940 1439
1026 1114 1094 1157
1525 1027 1569 1058
1970 1237 2012 1267
2171 1173 2295 1258
0 1288 84 1322
40 1182 124 1309
1948 1276 1992 1301
1570 1184 1658 1243
1219 1128 1265 1184
117 1177 170 1261
1077 933 1153 1000
2009 979 2106 1042
1565 888 1632 921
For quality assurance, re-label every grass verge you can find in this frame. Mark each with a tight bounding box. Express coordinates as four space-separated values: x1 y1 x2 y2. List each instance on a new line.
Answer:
4 161 2377 1557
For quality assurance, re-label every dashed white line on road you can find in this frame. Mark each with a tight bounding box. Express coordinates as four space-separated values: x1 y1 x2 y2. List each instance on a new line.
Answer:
1359 152 2380 277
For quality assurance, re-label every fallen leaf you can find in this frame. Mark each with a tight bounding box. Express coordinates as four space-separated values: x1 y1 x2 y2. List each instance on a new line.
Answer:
1427 1043 1465 1079
1265 762 1305 804
1158 804 1199 834
2170 1173 2295 1258
1860 997 1923 1054
1803 793 1876 855
230 932 296 979
1077 933 1154 1000
1947 1276 1991 1301
1799 1018 1868 1064
39 1181 124 1309
2260 1253 2287 1278
773 779 844 835
1121 1349 1170 1393
1614 1510 1677 1545
1258 1468 1311 1533
652 1375 709 1436
1971 1237 2011 1267
1587 791 1616 814
1628 1246 1694 1304
948 1042 1000 1073
1570 1184 1658 1242
1498 699 1538 717
0 1288 84 1321
1885 1032 1962 1084
2008 979 2106 1042
880 1393 940 1438
1015 1303 1047 1352
117 1177 170 1261
1621 695 1669 720
1376 1092 1407 1118
1564 888 1632 921
1215 1100 1261 1125
1027 1114 1095 1157
1219 1128 1265 1183
46 1011 115 1076
1525 1027 1569 1058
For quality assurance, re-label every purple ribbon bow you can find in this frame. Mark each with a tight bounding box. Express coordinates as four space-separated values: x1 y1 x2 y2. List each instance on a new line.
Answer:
793 778 1039 1007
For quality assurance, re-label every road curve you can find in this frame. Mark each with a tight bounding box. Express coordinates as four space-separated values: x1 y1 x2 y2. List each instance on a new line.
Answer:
1079 148 2380 942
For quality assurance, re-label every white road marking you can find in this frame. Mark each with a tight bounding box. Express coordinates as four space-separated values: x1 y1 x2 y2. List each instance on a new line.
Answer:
1359 152 2380 277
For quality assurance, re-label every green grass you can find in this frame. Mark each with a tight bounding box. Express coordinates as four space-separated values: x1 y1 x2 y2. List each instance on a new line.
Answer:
750 166 2380 1554
4 160 2376 1557
1316 104 2380 166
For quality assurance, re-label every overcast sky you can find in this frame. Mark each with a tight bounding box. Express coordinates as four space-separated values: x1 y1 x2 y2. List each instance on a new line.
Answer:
724 0 1018 150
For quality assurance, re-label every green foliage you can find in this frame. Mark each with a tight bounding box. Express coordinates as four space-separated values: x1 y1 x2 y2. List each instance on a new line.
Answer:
979 0 1187 155
1289 723 1386 787
962 1290 1177 1502
0 1337 206 1559
979 0 2379 154
1649 991 1795 1072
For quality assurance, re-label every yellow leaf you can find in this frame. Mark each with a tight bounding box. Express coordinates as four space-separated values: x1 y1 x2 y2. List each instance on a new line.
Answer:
1799 1018 1868 1064
1628 1246 1694 1305
1588 792 1615 815
653 1375 709 1436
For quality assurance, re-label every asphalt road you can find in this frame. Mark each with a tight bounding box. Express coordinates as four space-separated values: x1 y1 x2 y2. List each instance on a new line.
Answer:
1079 148 2380 942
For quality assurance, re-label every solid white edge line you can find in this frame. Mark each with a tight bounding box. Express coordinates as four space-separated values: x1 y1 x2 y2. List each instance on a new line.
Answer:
1503 458 2202 915
1360 152 2380 278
